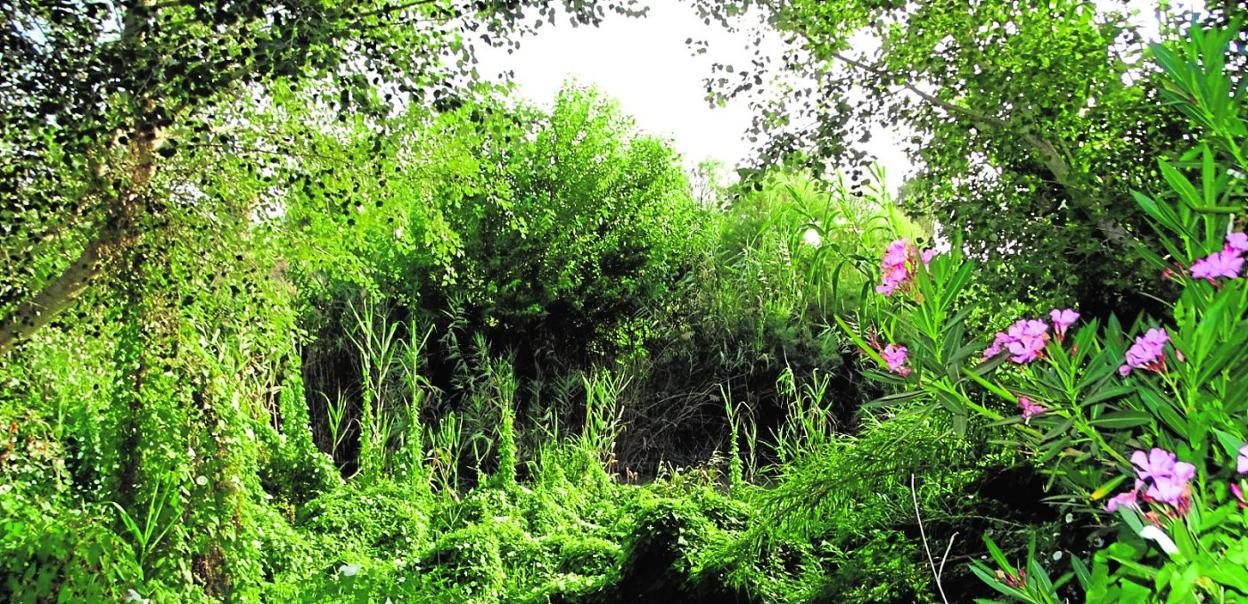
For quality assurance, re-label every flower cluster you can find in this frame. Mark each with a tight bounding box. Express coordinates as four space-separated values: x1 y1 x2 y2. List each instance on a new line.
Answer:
982 309 1079 364
881 343 911 377
1049 308 1079 341
1190 231 1248 282
1118 328 1169 376
875 239 938 296
983 319 1048 363
1105 448 1196 512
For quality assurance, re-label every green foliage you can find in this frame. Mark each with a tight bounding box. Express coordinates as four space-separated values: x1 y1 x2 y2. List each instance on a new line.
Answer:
298 482 430 555
1 490 140 603
5 2 1235 602
810 529 935 604
696 0 1193 316
842 20 1248 603
283 85 703 368
258 371 341 507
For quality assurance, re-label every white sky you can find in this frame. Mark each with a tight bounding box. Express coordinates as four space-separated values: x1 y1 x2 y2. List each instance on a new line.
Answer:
474 2 878 179
475 0 1199 192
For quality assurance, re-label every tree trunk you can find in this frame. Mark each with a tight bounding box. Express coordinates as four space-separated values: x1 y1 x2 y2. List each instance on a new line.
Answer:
0 1 160 357
0 130 158 356
0 235 109 353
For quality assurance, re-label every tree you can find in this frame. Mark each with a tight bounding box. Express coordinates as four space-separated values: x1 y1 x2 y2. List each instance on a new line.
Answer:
0 1 647 595
0 0 645 354
689 0 1196 315
278 84 704 367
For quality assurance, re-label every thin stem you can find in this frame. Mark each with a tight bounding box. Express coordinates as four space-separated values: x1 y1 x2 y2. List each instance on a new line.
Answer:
911 474 950 604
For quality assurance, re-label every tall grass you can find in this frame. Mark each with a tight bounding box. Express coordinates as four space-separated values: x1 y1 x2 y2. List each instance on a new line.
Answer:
347 298 401 480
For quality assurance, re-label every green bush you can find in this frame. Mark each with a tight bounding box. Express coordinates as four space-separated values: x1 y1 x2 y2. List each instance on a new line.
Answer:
297 481 430 555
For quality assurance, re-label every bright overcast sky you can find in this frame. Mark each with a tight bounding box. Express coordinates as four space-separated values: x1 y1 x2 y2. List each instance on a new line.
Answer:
474 2 849 177
475 0 1197 191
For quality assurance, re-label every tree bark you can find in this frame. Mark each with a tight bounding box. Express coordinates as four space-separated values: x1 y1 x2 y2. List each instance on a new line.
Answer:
0 129 158 356
0 231 112 353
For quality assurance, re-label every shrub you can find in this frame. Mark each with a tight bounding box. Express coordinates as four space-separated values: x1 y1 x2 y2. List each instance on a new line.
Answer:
841 22 1248 602
297 481 430 556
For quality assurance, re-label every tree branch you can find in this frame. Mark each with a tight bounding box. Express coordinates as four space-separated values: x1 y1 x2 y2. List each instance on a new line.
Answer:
827 49 1131 246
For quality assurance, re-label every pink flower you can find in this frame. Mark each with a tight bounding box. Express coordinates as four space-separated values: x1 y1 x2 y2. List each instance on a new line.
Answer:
881 343 911 377
875 265 910 295
1017 397 1045 424
1238 444 1248 474
982 319 1050 363
875 239 938 296
1190 249 1244 282
1131 448 1196 507
1104 489 1139 512
1226 232 1248 254
1005 319 1049 364
1232 483 1246 508
1119 328 1169 376
982 331 1012 360
1049 308 1079 340
883 239 909 264
876 240 912 296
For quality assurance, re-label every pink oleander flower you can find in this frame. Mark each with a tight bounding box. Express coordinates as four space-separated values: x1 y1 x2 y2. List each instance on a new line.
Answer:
1233 484 1246 509
1131 448 1196 507
1049 308 1079 340
1104 489 1139 512
882 239 909 266
982 319 1050 363
1191 248 1244 282
875 239 938 296
1119 328 1169 376
982 331 1012 360
1005 319 1049 364
881 343 911 377
1238 444 1248 474
1017 396 1045 424
1226 232 1248 254
876 264 910 295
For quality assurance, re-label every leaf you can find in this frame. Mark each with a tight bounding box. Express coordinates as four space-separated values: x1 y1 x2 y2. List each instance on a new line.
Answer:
1089 410 1153 430
969 565 1029 601
1080 385 1136 407
982 534 1016 575
1071 555 1091 590
865 389 926 408
1090 474 1128 501
961 367 1016 403
1212 429 1245 459
1159 160 1209 214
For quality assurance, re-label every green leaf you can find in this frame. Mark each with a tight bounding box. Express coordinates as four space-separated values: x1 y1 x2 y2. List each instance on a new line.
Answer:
982 534 1016 575
1213 429 1246 459
1089 410 1153 430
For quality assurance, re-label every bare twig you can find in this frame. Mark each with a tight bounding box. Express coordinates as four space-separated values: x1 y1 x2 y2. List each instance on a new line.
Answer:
911 473 950 604
938 531 959 585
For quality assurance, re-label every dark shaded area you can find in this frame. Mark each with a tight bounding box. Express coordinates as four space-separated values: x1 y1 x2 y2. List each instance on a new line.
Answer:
587 501 759 604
